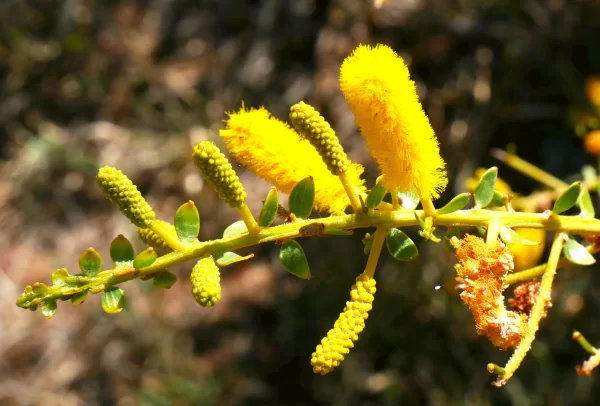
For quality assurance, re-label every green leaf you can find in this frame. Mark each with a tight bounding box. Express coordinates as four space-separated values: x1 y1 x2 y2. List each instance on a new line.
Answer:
110 235 134 264
365 177 388 209
444 228 460 253
578 188 595 218
215 251 254 266
280 240 311 279
102 287 125 314
41 300 57 319
437 193 471 215
553 182 582 214
174 201 200 243
79 248 102 276
499 227 541 246
52 268 69 287
133 248 157 268
474 167 498 208
563 237 596 265
289 176 314 219
70 291 89 305
491 190 505 207
258 187 279 227
32 282 48 294
153 272 177 289
386 228 418 261
223 220 248 238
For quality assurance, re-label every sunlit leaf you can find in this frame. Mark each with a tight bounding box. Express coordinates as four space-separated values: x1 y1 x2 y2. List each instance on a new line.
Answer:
474 167 498 208
365 177 388 209
110 235 135 264
133 248 157 269
41 300 57 319
79 248 102 276
289 177 314 219
258 187 279 227
102 287 125 314
437 193 471 215
553 182 581 214
153 272 177 289
223 221 248 238
280 240 311 279
174 201 200 243
563 237 596 265
578 188 595 218
386 228 418 261
215 251 254 266
499 226 541 246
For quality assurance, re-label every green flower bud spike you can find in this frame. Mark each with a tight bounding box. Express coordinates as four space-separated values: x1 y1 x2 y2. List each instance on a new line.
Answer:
192 141 259 233
191 256 222 307
289 102 361 212
137 220 176 252
96 166 156 228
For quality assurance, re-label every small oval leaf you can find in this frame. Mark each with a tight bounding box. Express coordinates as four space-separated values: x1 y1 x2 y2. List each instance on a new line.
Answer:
153 272 177 289
553 182 582 214
289 177 315 219
280 240 311 279
215 251 254 266
563 237 596 265
102 287 125 314
366 177 388 209
258 187 279 227
444 228 460 253
71 291 89 305
41 300 57 319
133 248 157 269
79 248 102 276
110 235 134 264
175 201 200 243
474 167 498 208
500 226 541 246
223 220 248 238
578 188 595 218
52 268 69 287
491 190 505 207
437 193 471 215
386 228 418 261
398 188 420 210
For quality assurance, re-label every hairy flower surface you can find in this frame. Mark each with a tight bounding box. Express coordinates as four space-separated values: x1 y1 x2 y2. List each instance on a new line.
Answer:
220 106 365 213
340 44 447 200
452 235 528 349
311 272 376 375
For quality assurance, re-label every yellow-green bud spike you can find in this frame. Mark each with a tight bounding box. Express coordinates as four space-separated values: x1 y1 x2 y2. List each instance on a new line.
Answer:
190 257 221 307
192 141 247 208
289 101 349 175
137 220 175 251
311 272 376 375
96 166 156 228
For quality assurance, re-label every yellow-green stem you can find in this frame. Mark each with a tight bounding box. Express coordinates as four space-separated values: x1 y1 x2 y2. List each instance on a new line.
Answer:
494 231 566 386
486 218 502 245
504 243 600 285
421 198 436 217
149 220 187 252
391 189 400 210
492 149 568 190
364 227 388 278
339 171 362 213
237 203 260 234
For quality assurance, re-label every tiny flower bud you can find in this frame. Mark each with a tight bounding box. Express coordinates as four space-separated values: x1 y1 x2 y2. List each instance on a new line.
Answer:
192 141 247 208
190 257 221 307
137 220 175 251
289 101 349 175
96 166 156 228
311 272 376 375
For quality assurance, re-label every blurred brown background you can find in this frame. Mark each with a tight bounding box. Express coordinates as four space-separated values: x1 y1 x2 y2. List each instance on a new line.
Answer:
2 0 600 405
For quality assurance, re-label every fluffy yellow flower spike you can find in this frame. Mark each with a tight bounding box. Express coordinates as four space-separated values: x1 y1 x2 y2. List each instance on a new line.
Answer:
340 44 448 201
220 106 366 214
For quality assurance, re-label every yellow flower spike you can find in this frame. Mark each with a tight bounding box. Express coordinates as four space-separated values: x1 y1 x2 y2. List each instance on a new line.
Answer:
137 220 176 252
220 106 366 214
191 256 221 307
340 44 448 201
96 166 156 228
311 272 376 375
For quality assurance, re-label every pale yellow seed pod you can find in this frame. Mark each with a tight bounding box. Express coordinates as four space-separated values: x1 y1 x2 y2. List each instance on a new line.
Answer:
311 272 376 375
190 257 221 307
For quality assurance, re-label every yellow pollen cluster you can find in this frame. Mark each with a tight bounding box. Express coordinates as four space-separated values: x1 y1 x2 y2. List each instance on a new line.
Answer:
340 44 447 200
220 106 365 213
96 166 156 228
190 257 222 307
311 272 376 375
451 235 528 349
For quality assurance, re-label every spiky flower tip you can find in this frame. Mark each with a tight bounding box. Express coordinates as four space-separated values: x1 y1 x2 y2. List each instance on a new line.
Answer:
191 257 221 307
137 220 175 251
220 106 366 213
192 141 247 208
289 101 349 175
451 234 528 349
311 272 376 375
340 44 447 200
96 166 156 228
